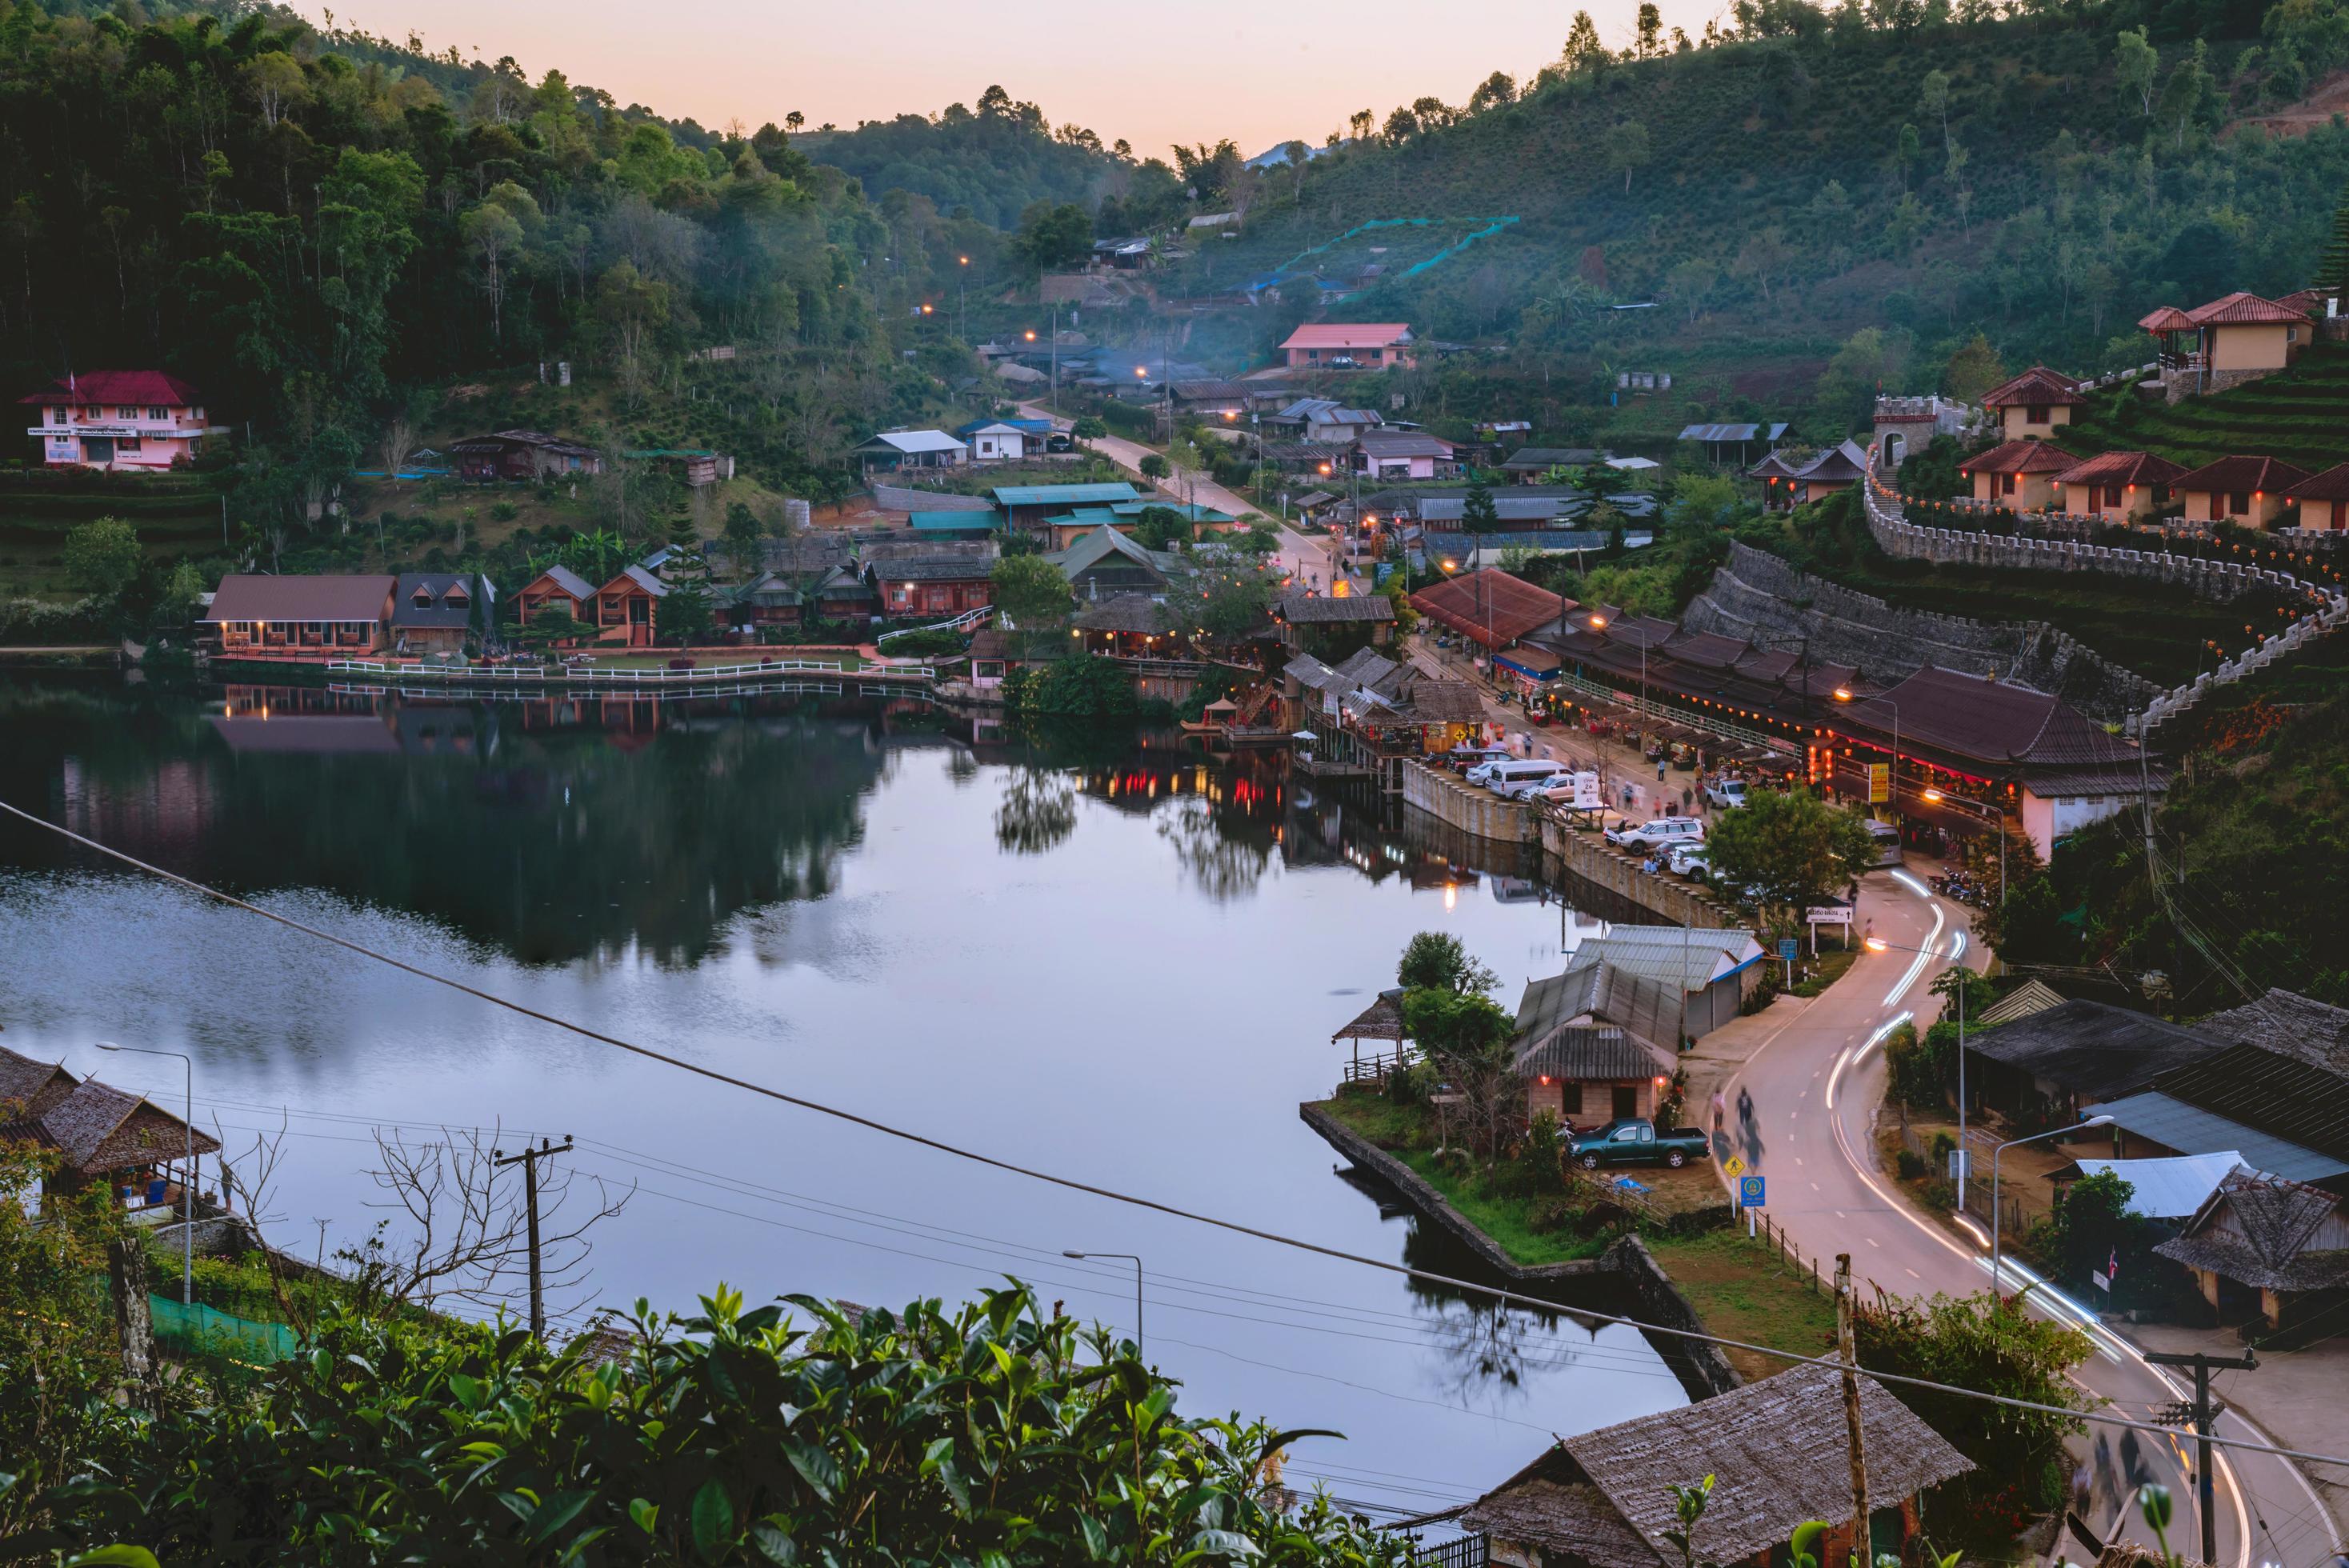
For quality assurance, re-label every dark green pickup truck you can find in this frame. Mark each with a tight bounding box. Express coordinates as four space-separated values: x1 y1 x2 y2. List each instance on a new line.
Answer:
1568 1118 1710 1170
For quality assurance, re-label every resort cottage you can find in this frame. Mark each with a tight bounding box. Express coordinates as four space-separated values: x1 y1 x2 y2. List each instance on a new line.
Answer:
870 556 995 618
2285 463 2349 531
2171 455 2312 530
1979 366 2084 441
1 1044 221 1221
392 573 486 656
202 574 395 655
2140 292 2316 398
2054 451 2186 522
1961 439 2075 511
515 565 597 628
21 370 213 471
591 565 667 646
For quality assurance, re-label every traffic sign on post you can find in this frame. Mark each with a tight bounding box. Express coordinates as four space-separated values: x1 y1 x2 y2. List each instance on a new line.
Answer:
1739 1175 1766 1209
1722 1154 1747 1178
1867 763 1890 802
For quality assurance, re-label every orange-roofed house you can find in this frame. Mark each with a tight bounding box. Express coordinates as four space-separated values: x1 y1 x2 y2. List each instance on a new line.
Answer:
1961 440 2075 510
2172 454 2313 530
1979 366 2085 442
2284 464 2349 532
1279 323 1416 370
20 370 214 471
2053 450 2187 522
2140 292 2316 399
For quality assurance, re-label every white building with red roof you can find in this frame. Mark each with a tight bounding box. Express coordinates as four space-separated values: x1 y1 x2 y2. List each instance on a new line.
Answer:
1277 322 1415 370
20 370 214 470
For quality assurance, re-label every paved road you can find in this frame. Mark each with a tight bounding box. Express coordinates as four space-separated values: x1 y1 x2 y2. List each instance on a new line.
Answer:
1721 870 2342 1568
1014 402 1362 594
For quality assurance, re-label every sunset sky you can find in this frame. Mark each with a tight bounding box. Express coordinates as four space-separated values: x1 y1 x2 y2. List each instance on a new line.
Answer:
314 0 1708 158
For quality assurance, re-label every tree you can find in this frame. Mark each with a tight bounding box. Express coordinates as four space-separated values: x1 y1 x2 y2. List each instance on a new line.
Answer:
1460 476 1501 539
461 182 541 342
721 501 765 568
2158 41 2212 150
662 580 714 644
1894 122 1923 193
1603 120 1651 194
1397 930 1499 995
1012 200 1091 271
1195 564 1278 642
1563 10 1608 69
1919 69 1952 153
1815 326 1912 429
1637 1 1665 54
2115 27 2159 118
1705 790 1879 917
1733 226 1792 304
1137 454 1170 480
990 554 1074 626
1667 258 1719 322
1134 505 1191 550
1402 986 1519 1155
1942 333 2006 404
62 517 142 598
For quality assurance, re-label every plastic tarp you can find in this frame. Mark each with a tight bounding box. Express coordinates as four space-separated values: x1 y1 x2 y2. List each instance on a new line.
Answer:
150 1296 301 1363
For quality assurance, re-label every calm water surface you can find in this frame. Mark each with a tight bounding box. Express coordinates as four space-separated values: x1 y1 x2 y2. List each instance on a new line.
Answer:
0 675 1687 1521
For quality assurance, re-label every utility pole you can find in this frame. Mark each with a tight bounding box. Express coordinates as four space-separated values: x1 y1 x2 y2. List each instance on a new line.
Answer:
2147 1348 2257 1567
493 1136 574 1338
1835 1254 1871 1568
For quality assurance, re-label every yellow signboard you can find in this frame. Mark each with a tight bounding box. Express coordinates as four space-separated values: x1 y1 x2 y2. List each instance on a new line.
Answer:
1867 763 1890 803
1722 1154 1747 1178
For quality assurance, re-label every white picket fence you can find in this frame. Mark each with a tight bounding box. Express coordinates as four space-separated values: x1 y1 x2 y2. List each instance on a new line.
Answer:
323 658 935 685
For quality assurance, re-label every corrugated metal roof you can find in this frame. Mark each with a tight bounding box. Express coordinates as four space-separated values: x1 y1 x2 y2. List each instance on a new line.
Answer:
2066 1152 2248 1219
992 482 1142 507
2088 1091 2349 1183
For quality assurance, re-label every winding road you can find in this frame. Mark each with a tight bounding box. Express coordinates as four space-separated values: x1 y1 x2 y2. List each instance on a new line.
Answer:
1721 869 2343 1568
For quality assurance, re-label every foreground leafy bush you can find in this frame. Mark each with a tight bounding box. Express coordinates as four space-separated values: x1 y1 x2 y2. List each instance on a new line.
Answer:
31 1283 1411 1567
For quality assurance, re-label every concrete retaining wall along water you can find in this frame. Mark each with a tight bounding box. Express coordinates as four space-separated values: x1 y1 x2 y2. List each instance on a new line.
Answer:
1541 817 1735 927
1299 1103 1744 1400
1400 760 1538 843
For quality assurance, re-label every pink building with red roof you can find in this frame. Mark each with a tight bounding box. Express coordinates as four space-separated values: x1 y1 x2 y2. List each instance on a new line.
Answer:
2138 291 2316 399
1278 322 1416 370
20 370 214 470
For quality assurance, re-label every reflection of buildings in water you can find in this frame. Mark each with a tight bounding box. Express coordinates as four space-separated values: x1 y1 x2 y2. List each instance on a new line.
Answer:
58 756 216 850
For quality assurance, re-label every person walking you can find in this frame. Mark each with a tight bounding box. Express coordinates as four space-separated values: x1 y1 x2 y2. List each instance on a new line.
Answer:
1656 758 1667 783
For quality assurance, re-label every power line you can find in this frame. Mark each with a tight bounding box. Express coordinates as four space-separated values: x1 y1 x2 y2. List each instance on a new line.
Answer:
14 801 2349 1474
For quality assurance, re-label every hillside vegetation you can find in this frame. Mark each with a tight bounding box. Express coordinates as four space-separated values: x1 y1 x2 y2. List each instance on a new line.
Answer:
2059 341 2349 470
795 87 1129 227
1162 1 2349 425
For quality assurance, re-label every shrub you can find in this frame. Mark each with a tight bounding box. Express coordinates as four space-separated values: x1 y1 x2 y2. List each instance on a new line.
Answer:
490 500 519 522
1897 1147 1929 1180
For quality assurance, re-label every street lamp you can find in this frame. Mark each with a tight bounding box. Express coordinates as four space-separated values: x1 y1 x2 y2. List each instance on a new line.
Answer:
1832 687 1899 810
1921 787 2006 906
957 254 969 342
1861 932 1974 1208
95 1041 194 1306
1062 1250 1144 1358
1991 1116 2113 1291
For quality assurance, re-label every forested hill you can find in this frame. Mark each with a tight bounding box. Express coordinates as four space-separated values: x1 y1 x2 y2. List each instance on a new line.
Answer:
1185 0 2349 398
794 90 1130 228
0 0 978 514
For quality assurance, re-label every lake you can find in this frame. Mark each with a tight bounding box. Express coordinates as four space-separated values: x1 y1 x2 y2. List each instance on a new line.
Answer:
0 674 1688 1523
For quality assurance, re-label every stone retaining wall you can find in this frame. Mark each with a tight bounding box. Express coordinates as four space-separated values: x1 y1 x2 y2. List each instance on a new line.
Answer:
1399 759 1539 843
1859 454 2347 734
1298 1103 1743 1400
1540 818 1735 927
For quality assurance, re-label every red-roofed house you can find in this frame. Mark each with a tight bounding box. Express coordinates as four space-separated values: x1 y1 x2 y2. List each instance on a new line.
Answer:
1279 323 1416 370
1961 440 2075 510
2140 292 2316 398
2053 450 2187 522
19 371 212 471
2172 455 2312 530
2284 464 2349 532
1979 366 2084 442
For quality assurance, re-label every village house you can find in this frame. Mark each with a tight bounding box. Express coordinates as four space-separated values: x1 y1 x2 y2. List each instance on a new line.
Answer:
1523 929 1766 1052
1031 501 1235 553
991 481 1142 533
622 446 734 486
2171 454 2313 530
391 572 486 657
1499 446 1603 483
1513 1018 1677 1128
1277 322 1416 370
1747 441 1870 510
1070 594 1182 658
2140 291 2316 398
954 421 1032 462
1979 366 2085 441
1266 398 1383 445
2053 450 2187 522
1166 379 1251 422
1425 1364 1971 1568
1273 591 1395 657
849 429 970 473
2283 463 2349 531
1958 998 2228 1123
449 430 602 481
591 564 667 646
2157 1170 2349 1331
201 574 395 655
1350 429 1458 481
1046 526 1183 600
514 564 597 629
1959 439 2075 510
1410 567 1568 652
20 370 214 470
870 555 995 618
2091 1039 2349 1191
1678 422 1787 466
0 1045 221 1220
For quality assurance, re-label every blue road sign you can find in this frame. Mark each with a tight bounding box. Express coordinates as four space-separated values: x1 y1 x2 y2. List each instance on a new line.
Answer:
1777 938 1799 962
1739 1175 1766 1209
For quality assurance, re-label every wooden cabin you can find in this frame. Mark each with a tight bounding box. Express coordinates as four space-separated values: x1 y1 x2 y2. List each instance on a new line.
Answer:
591 566 668 646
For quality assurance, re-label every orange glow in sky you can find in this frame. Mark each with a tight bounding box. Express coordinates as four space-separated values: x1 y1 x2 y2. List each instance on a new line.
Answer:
311 0 1705 160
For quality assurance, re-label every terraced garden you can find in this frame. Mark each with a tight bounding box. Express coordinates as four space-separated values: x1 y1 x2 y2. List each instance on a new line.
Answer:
2059 342 2349 474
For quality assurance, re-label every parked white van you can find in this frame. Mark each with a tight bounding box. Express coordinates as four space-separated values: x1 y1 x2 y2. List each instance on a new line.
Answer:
1485 759 1570 799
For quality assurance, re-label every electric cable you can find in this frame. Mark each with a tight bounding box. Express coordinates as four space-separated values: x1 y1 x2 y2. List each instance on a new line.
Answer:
11 799 2349 1474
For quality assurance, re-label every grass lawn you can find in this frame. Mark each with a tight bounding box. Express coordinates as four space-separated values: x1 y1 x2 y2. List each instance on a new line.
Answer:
1646 1229 1838 1385
1792 941 1861 998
